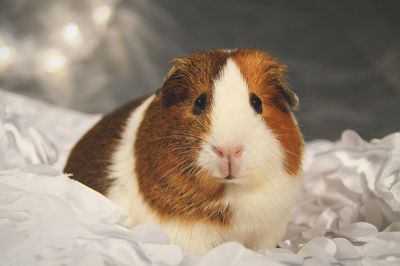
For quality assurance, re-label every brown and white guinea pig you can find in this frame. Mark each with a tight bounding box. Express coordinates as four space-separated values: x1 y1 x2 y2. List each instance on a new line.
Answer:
64 48 304 254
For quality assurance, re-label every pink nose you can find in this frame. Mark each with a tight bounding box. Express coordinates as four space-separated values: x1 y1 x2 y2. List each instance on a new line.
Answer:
212 145 244 158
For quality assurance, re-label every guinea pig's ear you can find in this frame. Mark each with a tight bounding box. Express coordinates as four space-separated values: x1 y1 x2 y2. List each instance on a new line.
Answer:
277 82 299 111
159 61 190 108
268 64 299 112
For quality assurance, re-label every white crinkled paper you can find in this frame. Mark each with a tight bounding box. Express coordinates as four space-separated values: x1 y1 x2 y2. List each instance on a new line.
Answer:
0 89 399 265
0 90 100 170
281 130 400 265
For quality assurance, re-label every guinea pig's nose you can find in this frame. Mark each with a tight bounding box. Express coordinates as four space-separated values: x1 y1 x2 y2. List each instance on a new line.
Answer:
212 145 244 158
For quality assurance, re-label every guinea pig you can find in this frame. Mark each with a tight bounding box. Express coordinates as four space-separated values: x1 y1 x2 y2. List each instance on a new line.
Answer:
64 48 304 254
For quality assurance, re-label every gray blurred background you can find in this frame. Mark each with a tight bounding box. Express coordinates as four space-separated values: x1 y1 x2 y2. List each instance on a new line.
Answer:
0 0 399 140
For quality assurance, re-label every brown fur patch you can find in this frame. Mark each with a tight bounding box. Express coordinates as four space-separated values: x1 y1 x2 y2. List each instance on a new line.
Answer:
135 50 232 225
64 97 147 194
232 49 304 176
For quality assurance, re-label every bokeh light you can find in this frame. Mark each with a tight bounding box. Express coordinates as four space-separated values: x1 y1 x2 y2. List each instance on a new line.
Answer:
42 49 68 74
93 5 112 30
63 23 81 45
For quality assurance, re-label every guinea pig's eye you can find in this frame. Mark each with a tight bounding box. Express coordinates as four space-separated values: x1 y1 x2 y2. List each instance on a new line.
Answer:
193 93 207 115
250 93 263 114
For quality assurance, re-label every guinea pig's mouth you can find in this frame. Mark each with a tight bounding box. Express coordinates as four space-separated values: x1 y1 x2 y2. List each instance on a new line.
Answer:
223 175 244 185
224 175 234 180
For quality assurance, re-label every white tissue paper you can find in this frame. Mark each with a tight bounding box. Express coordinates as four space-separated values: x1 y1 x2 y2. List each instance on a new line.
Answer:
0 89 399 265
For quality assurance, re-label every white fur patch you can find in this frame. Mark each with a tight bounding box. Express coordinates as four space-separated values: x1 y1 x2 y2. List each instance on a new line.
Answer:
198 59 284 181
197 58 299 250
107 95 156 227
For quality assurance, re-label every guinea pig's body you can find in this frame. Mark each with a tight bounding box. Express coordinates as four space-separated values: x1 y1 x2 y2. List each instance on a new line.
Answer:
65 49 304 253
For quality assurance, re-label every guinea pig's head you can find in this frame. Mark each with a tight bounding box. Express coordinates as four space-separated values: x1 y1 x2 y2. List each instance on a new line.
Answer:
135 49 303 223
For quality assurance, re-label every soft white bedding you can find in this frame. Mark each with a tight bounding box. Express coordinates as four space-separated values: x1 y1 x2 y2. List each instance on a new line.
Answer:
1 89 399 265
